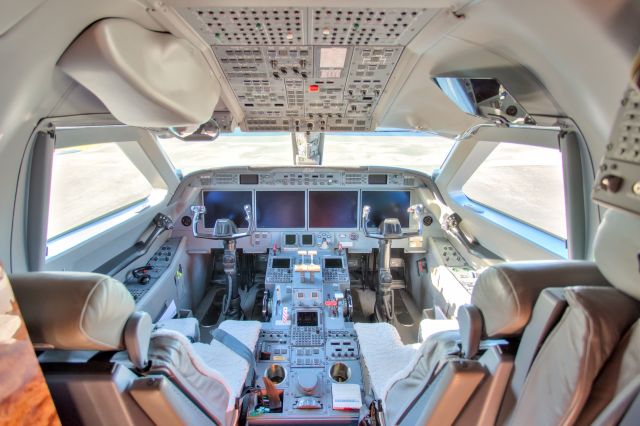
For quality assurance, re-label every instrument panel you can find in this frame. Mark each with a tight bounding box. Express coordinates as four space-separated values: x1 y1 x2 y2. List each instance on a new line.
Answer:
180 168 431 254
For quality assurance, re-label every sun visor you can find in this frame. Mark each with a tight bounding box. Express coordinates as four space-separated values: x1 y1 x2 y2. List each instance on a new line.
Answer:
58 18 220 128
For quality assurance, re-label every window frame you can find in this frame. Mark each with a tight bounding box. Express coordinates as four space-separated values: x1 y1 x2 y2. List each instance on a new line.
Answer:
43 123 175 259
460 141 568 240
436 125 587 260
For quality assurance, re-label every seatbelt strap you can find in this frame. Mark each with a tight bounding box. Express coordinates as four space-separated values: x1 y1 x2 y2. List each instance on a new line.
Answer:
212 328 256 379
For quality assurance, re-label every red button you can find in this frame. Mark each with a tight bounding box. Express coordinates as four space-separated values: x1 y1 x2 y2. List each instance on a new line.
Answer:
308 84 319 93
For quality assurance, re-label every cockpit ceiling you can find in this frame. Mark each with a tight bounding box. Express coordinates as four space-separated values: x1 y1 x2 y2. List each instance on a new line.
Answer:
178 7 439 132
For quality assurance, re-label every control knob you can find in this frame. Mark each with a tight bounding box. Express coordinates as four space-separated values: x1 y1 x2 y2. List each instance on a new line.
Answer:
297 371 319 395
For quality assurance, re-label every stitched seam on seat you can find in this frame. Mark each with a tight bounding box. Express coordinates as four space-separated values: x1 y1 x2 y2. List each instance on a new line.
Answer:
560 293 595 426
152 329 236 410
78 275 120 349
516 300 571 418
496 267 520 336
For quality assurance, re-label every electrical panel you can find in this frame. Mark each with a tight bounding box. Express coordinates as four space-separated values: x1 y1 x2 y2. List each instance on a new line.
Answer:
593 86 640 215
177 6 439 131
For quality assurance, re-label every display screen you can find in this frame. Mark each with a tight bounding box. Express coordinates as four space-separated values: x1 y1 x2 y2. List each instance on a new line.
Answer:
202 191 252 228
284 234 297 246
362 191 411 228
301 234 314 245
256 191 305 228
368 174 388 185
308 191 358 228
272 258 291 269
324 258 343 269
297 311 318 327
240 174 259 184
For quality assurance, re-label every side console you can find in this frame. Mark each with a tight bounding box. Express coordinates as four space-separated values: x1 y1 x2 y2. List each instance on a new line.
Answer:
124 237 182 303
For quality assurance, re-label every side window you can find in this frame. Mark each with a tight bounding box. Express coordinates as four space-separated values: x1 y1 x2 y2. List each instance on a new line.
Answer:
462 142 567 239
47 143 153 240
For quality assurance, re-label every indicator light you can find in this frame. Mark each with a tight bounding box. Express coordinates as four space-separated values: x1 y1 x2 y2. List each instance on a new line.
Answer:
309 84 320 92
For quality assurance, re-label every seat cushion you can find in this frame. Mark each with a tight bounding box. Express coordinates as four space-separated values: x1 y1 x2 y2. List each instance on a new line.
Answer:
354 323 420 399
194 320 261 397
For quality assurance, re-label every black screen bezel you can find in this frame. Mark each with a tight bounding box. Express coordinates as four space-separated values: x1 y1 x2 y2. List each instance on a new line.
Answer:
308 190 358 229
202 190 253 228
361 190 411 228
296 311 319 327
272 258 291 269
324 258 343 269
256 190 306 229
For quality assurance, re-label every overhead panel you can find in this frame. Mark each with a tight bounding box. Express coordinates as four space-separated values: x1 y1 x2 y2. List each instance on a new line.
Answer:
178 6 438 132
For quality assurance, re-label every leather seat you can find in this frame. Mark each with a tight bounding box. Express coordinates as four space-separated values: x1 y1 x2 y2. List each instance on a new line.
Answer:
10 271 261 426
355 260 611 425
493 210 640 425
573 209 640 425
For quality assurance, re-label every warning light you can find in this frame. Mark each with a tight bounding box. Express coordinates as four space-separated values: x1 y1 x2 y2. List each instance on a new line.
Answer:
308 84 320 93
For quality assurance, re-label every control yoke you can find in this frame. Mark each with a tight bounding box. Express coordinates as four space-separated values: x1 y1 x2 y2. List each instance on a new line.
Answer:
361 203 425 240
190 204 255 241
360 203 425 323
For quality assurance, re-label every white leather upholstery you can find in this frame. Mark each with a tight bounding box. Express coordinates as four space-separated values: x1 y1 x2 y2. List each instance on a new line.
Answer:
594 209 640 300
356 260 612 425
148 329 236 425
146 320 261 425
471 261 607 338
354 323 420 400
125 311 153 369
58 18 220 128
11 272 135 350
193 320 261 398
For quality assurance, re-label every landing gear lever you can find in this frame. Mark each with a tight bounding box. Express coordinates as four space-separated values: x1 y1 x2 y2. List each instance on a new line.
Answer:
361 204 425 323
191 204 255 320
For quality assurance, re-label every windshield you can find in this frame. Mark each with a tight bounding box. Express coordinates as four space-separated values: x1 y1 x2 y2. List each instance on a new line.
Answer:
322 132 454 174
159 130 454 176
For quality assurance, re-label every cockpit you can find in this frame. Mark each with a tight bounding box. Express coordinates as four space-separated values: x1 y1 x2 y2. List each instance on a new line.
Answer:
0 1 639 425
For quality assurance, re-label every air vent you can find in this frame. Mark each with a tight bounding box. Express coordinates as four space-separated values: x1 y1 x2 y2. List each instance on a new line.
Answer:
404 177 415 186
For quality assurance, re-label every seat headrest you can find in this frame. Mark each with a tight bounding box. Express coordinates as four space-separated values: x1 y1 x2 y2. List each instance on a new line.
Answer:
471 261 608 338
594 209 640 300
11 272 135 350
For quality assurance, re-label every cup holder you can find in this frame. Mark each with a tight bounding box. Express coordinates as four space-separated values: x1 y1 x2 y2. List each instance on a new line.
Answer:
330 362 351 383
265 364 287 384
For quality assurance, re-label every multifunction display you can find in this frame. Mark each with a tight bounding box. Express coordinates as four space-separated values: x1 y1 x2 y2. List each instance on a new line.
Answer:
256 191 305 228
362 191 411 228
201 188 414 230
308 191 358 229
202 191 252 228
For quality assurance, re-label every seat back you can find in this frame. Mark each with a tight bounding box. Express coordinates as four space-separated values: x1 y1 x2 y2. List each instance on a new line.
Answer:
138 329 236 426
574 209 640 424
577 319 640 425
10 272 236 426
502 209 640 425
504 286 639 425
11 272 154 425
